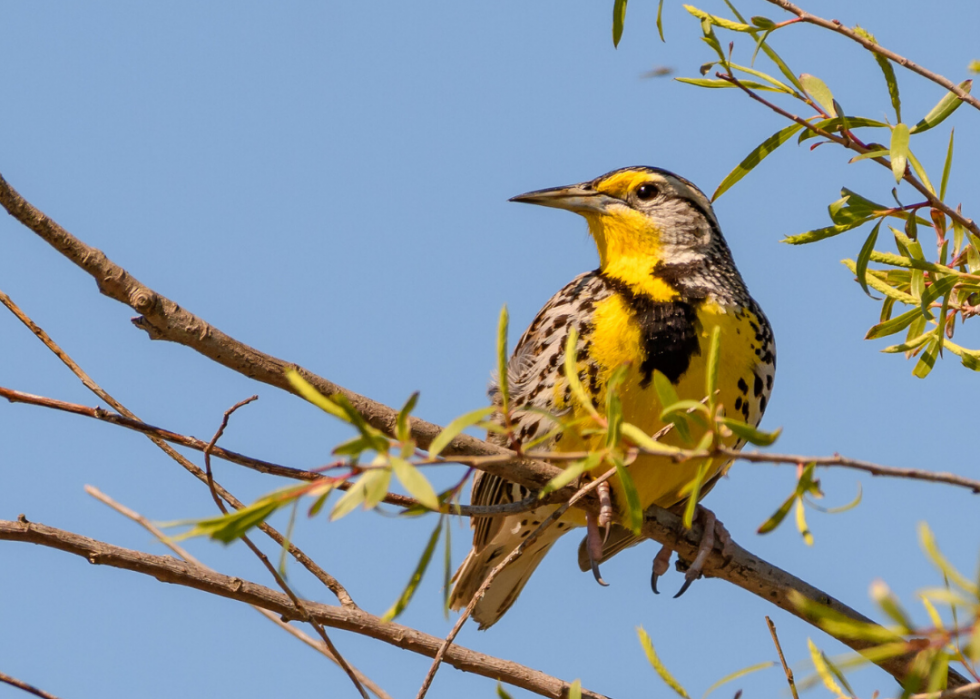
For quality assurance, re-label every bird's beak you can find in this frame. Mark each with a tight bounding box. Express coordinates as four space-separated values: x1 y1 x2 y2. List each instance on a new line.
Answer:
509 183 615 214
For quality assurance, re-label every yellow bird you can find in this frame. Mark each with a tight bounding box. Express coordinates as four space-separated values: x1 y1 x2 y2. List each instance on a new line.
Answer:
449 166 775 629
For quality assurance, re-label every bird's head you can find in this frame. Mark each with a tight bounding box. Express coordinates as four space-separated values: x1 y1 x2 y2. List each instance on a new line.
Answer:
510 166 724 273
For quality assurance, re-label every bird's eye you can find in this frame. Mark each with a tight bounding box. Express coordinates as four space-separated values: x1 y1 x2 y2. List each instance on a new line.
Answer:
635 183 659 201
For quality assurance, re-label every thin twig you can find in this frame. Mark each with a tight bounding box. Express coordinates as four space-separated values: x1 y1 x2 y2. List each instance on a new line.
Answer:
717 73 980 239
763 0 980 113
5 385 979 496
1 518 608 699
0 672 62 699
201 399 369 699
1 177 975 691
0 290 356 608
766 616 800 699
911 684 980 699
84 486 391 699
416 467 618 699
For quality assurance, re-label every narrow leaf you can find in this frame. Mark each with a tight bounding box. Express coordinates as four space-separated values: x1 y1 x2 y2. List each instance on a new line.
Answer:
614 455 644 534
683 5 752 31
783 219 869 245
865 307 924 340
910 80 972 134
907 148 935 195
621 422 683 454
713 123 803 200
808 638 846 697
912 336 939 379
757 491 796 534
720 418 781 446
382 516 443 621
286 369 349 422
540 453 602 496
613 0 628 48
497 305 510 418
799 116 887 143
564 327 601 419
794 497 813 545
638 627 691 699
396 391 420 444
890 123 910 183
919 522 978 594
675 77 784 92
856 219 883 297
656 0 665 41
940 129 955 201
428 406 496 458
800 74 836 116
682 460 710 529
701 662 775 699
390 457 440 510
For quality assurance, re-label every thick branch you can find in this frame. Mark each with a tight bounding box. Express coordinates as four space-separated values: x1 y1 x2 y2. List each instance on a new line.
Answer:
764 0 980 113
2 173 975 692
1 519 603 699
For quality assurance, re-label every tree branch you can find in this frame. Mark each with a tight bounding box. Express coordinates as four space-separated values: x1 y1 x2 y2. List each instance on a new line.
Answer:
764 0 980 113
2 172 975 692
0 519 605 699
0 672 62 699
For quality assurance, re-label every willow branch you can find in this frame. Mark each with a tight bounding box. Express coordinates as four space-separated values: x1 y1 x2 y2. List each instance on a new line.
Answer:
84 486 391 699
764 0 980 113
0 672 61 699
717 73 980 239
2 173 976 691
0 288 356 609
1 519 607 699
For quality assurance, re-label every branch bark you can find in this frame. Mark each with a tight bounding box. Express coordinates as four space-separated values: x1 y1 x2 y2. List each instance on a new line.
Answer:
2 172 976 693
0 519 603 699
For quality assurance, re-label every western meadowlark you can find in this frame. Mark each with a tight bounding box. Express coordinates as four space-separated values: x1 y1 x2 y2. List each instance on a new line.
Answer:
449 166 775 629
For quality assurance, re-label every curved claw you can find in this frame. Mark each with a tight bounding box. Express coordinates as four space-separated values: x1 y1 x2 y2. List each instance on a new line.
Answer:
673 577 695 599
650 544 673 595
591 558 609 587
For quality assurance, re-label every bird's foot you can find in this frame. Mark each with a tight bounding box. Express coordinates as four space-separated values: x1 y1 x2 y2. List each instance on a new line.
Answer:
650 544 673 594
597 480 613 545
673 505 732 598
585 511 610 587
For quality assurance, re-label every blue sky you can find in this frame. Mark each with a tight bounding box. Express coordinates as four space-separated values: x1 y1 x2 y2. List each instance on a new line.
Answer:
2 2 979 698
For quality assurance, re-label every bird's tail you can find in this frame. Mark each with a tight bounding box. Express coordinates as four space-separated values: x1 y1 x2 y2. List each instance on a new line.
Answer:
449 524 564 630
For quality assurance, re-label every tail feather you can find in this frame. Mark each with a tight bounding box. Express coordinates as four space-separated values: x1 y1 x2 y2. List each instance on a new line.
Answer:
450 516 565 629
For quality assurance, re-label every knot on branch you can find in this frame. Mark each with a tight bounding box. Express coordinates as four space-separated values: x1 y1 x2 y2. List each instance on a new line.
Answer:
130 287 158 314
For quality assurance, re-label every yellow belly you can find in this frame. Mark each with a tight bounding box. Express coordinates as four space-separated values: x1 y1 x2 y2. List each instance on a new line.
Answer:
554 293 764 522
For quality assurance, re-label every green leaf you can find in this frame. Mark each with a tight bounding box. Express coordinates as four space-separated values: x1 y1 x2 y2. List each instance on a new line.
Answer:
890 123 910 183
794 497 813 545
906 148 934 195
920 274 958 317
757 41 805 94
652 369 680 409
701 662 775 699
186 499 282 544
705 325 722 408
307 480 336 517
783 219 869 245
496 305 510 418
788 591 904 643
720 418 781 446
683 5 752 31
612 0 628 47
496 683 514 699
674 77 785 92
849 148 890 163
919 522 978 594
910 80 972 134
331 468 390 520
750 16 775 30
621 422 684 454
540 452 603 496
605 363 629 448
681 460 710 529
865 306 925 339
614 454 644 534
912 336 939 379
656 0 665 41
712 123 803 200
808 639 846 697
855 219 883 297
638 627 691 699
564 327 601 419
382 516 443 621
428 406 496 458
941 129 955 201
757 491 796 535
798 116 887 143
727 62 795 93
286 369 349 422
800 73 836 116
881 331 933 354
396 391 419 444
854 26 901 122
870 579 915 632
390 457 440 511
568 680 582 699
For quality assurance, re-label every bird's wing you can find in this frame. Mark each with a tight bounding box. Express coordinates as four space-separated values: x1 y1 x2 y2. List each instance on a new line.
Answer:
471 270 611 550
